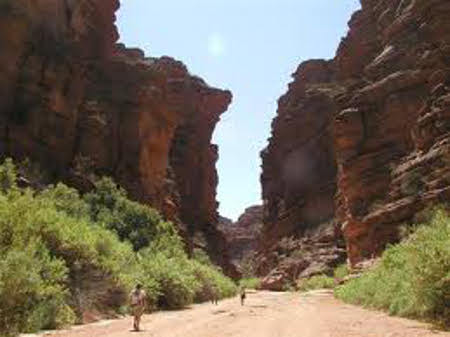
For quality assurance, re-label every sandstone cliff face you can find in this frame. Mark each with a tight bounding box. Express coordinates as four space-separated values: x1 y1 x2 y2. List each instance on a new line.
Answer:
261 60 339 248
219 206 263 270
335 0 450 266
0 0 234 275
260 0 450 281
259 60 345 288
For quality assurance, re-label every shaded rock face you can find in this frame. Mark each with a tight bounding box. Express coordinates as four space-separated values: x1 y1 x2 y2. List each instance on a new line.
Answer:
0 0 234 275
259 60 344 286
261 0 450 278
261 60 339 248
219 206 263 269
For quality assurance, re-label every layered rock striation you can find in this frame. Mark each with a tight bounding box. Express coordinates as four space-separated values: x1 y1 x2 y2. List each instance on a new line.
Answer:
260 0 450 282
0 0 234 275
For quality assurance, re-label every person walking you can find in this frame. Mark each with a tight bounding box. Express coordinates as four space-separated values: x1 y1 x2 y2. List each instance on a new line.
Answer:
211 285 219 305
240 287 246 306
129 284 147 331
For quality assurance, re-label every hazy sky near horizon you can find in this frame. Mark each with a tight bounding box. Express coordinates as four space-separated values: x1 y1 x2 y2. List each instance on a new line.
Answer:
117 0 360 221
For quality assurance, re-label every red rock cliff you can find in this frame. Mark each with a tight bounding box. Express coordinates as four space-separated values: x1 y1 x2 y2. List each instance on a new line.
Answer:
261 60 339 247
0 0 235 275
258 60 345 288
219 205 263 270
261 0 450 278
335 0 450 266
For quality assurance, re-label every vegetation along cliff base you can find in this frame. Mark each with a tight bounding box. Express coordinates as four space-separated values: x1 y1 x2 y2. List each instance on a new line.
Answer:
0 159 236 337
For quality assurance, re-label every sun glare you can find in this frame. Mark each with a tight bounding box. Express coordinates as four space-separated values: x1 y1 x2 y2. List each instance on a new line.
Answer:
208 33 226 57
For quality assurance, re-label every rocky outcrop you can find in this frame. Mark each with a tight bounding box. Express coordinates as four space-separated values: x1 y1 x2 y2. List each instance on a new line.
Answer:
259 222 346 291
260 0 450 280
219 206 263 269
0 0 234 274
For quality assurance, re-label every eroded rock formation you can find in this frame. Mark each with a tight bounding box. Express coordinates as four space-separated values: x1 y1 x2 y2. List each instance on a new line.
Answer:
219 205 263 270
260 0 450 283
0 0 235 275
259 222 346 291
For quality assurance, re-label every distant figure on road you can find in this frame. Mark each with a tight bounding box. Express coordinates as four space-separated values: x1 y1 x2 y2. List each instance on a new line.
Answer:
130 284 147 331
240 287 246 306
211 285 219 305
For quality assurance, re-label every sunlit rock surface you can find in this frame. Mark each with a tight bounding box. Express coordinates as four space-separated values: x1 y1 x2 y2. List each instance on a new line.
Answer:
260 0 450 285
0 0 236 277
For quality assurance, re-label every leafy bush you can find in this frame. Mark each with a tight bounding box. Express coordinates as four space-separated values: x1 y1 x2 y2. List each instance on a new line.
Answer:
294 264 348 293
0 158 17 192
138 247 237 309
239 278 261 290
0 161 138 334
297 274 334 292
85 178 168 251
0 184 137 328
0 242 74 336
40 183 91 220
192 260 237 302
335 207 450 327
333 264 349 280
139 248 199 309
193 248 214 266
0 159 236 335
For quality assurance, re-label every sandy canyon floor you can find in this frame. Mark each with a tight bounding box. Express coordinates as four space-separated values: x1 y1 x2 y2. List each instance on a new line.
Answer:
30 291 450 337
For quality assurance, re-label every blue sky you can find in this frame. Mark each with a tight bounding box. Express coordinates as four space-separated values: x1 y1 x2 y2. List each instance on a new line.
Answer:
117 0 361 220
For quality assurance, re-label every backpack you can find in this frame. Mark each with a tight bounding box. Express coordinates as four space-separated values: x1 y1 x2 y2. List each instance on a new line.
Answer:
131 290 142 306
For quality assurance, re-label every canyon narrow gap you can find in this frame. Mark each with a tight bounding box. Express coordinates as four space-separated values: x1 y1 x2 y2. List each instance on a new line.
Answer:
1 0 450 336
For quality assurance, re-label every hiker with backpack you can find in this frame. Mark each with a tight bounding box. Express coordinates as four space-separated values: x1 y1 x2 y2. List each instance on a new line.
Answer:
129 284 147 331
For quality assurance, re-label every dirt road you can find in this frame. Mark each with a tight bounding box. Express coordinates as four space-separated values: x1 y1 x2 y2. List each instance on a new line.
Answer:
40 291 450 337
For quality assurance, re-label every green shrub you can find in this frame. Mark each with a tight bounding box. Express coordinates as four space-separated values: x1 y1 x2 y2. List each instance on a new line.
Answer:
0 184 137 321
85 177 168 251
0 159 236 335
0 161 134 334
239 278 261 290
0 158 17 193
136 246 237 309
139 250 199 309
335 207 450 327
40 183 91 220
192 260 237 302
193 248 214 266
334 264 349 280
0 240 74 336
297 274 334 292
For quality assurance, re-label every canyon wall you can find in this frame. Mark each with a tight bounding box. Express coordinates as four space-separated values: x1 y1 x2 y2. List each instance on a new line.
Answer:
219 206 263 272
0 0 235 276
260 0 450 284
